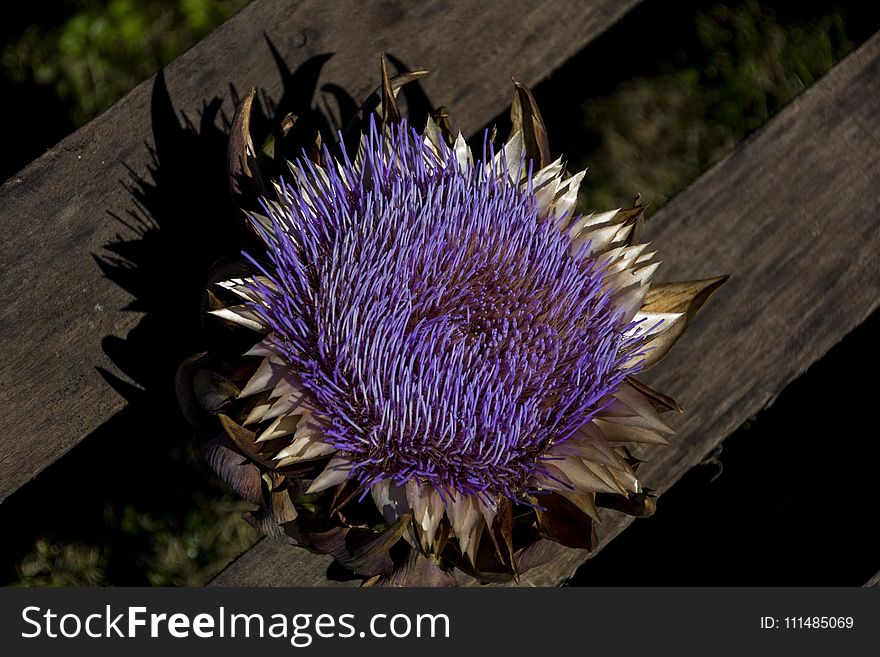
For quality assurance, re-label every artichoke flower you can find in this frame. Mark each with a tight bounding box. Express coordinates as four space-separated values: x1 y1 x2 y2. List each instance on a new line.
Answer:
177 59 726 586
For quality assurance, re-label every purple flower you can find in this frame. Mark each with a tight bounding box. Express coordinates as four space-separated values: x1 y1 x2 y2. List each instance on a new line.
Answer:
190 72 726 584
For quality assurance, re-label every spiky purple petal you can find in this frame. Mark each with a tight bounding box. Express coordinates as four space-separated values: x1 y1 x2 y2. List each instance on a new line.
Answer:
245 119 646 500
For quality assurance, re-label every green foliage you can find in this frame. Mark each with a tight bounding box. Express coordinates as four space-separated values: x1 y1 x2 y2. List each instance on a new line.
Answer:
1 0 249 125
15 539 106 587
15 501 260 587
571 0 854 213
11 456 262 587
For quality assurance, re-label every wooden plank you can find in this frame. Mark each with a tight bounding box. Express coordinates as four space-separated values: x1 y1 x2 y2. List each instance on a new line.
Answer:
212 545 349 588
211 30 880 586
0 0 643 504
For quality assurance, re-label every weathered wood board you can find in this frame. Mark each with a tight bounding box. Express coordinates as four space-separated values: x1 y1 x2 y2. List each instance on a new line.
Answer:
212 29 880 587
0 0 644 504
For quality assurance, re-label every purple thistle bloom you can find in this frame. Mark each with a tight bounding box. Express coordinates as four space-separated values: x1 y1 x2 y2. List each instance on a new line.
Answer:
243 118 645 502
193 76 726 582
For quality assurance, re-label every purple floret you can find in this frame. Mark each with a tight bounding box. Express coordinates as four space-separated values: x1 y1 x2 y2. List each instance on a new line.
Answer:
245 119 644 501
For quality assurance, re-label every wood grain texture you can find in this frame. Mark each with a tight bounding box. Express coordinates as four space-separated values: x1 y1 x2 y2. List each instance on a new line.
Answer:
211 543 351 587
211 31 880 587
0 0 643 504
